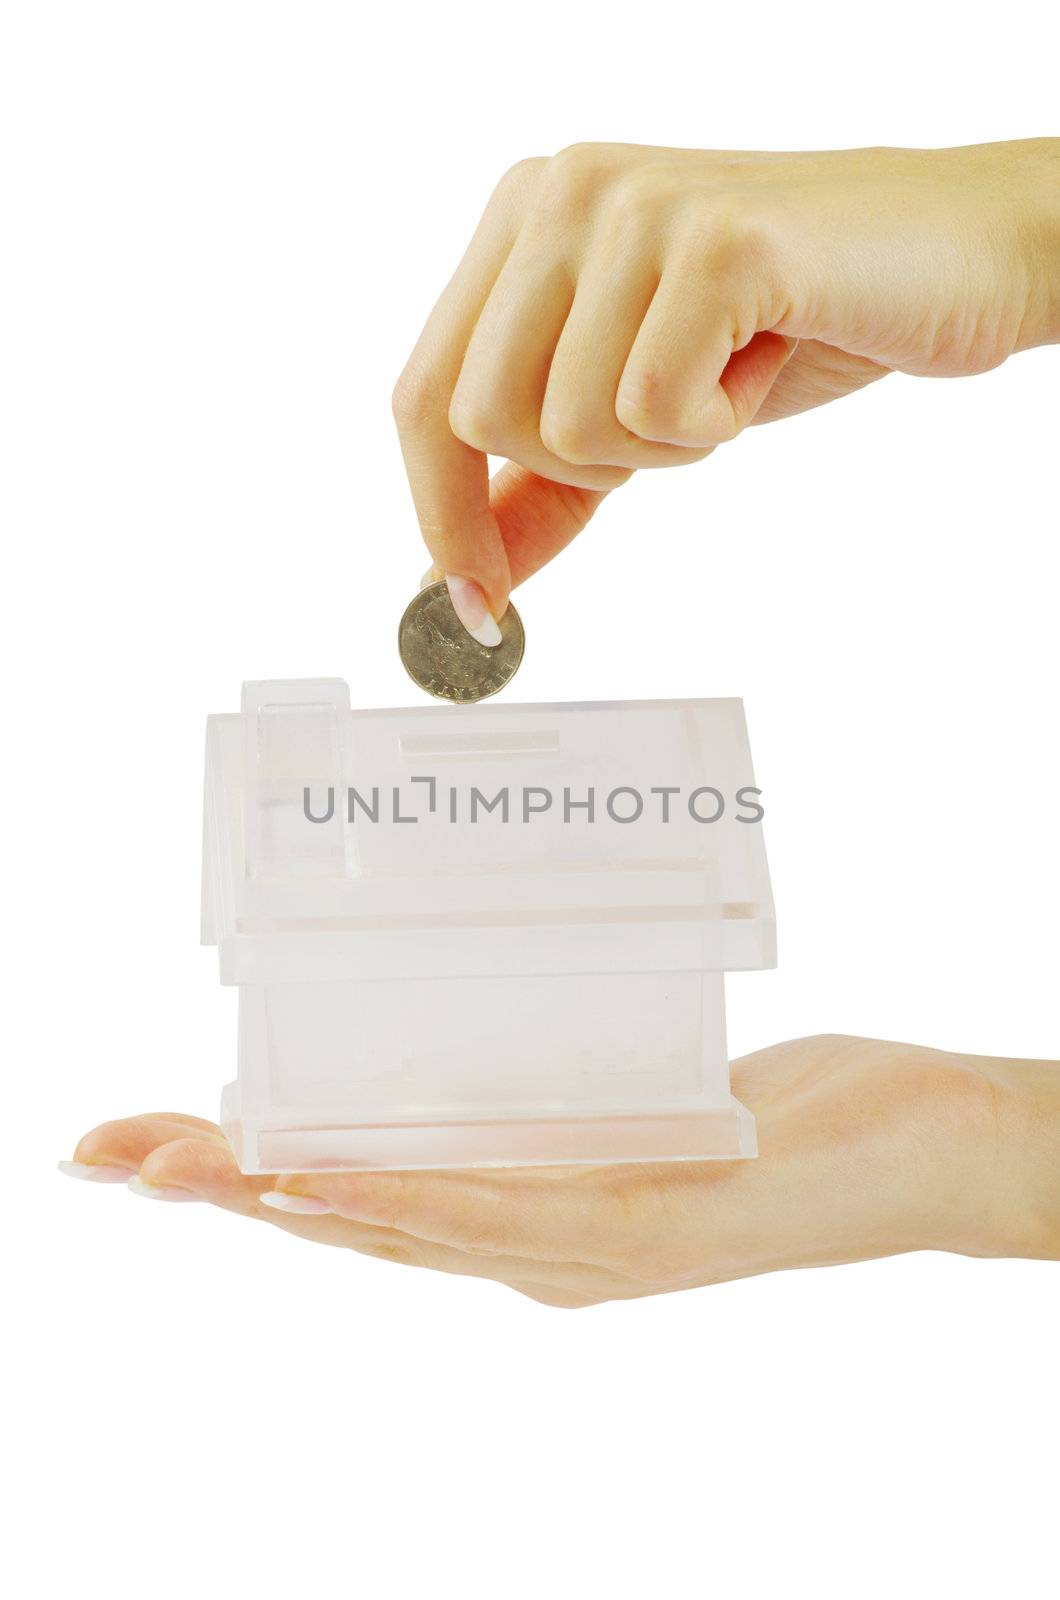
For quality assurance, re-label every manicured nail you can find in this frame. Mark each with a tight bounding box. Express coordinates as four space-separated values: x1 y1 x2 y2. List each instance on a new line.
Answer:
260 1190 333 1215
58 1160 136 1184
127 1175 201 1202
445 575 502 648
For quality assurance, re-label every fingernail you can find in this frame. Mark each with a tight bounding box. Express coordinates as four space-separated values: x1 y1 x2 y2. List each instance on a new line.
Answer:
419 565 441 590
127 1175 201 1203
445 575 502 647
58 1160 137 1184
260 1190 333 1215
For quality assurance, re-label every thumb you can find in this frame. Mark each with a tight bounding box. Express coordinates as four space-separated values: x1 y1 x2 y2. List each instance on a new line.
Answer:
489 463 611 591
717 330 799 432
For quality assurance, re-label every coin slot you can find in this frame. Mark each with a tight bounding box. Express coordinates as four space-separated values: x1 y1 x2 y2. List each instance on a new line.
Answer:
399 730 560 759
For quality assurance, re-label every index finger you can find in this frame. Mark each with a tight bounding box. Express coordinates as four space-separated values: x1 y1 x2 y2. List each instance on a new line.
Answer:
392 161 544 617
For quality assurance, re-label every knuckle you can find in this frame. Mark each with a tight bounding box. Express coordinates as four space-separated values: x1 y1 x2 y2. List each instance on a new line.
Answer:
536 142 609 220
447 390 496 453
701 405 740 445
551 140 601 177
617 379 733 449
603 167 659 229
681 200 742 255
494 155 548 198
391 362 437 432
680 200 775 285
615 378 663 438
538 407 600 464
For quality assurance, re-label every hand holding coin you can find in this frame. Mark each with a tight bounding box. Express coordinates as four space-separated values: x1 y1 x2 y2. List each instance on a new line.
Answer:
393 142 1059 643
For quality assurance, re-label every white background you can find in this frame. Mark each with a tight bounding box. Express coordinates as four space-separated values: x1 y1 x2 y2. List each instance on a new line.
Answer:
4 2 1057 1596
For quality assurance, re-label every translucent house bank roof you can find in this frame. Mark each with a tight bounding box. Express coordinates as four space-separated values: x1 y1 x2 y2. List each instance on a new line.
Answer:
202 679 775 982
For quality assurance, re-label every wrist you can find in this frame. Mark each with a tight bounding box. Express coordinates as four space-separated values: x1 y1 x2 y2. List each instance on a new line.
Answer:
955 1052 1060 1261
1007 137 1060 349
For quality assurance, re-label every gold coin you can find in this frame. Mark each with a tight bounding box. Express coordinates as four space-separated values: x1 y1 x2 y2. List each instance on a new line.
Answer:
398 581 525 703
